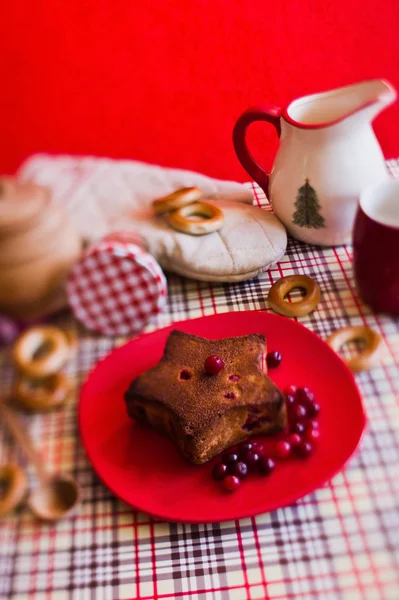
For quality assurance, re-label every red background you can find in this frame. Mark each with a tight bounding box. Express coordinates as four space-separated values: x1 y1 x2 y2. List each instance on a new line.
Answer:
1 1 399 181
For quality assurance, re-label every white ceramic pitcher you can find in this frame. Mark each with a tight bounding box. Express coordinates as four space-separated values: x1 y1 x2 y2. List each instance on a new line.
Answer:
233 79 397 246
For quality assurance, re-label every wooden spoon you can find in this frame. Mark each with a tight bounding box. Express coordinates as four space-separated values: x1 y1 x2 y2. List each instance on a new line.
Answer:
0 404 80 521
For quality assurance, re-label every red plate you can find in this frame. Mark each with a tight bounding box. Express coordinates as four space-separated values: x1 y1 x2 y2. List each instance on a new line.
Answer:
79 311 366 523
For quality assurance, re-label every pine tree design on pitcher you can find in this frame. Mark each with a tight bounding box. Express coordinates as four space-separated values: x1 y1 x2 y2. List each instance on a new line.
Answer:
292 179 326 229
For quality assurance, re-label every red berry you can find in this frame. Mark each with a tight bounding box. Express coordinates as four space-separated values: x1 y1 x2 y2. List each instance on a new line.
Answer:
223 475 241 492
204 355 224 375
285 384 297 396
287 433 302 447
231 461 249 479
305 428 320 443
238 448 251 462
307 402 321 418
296 387 315 405
222 451 238 465
291 404 307 420
294 441 313 458
285 394 296 408
274 440 291 458
238 442 253 461
239 442 253 454
252 442 264 454
212 463 228 481
308 419 319 431
266 351 282 369
258 456 276 475
246 451 260 471
291 420 306 435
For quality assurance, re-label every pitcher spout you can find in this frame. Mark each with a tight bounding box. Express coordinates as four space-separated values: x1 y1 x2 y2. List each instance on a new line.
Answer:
283 79 397 129
354 79 397 123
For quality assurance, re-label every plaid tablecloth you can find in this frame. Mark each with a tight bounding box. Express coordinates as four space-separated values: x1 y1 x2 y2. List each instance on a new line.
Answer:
1 161 399 600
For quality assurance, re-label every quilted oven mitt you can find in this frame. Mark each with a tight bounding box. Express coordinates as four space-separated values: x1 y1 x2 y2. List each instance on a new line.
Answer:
18 154 287 282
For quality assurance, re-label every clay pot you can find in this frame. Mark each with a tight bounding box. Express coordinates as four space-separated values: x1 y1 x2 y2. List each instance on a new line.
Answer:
0 177 82 320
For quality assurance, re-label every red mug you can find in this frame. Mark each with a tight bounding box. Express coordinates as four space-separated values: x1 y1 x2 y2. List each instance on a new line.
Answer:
353 178 399 316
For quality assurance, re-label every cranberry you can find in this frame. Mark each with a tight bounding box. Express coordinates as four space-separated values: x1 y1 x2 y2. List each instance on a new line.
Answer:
238 442 253 456
305 428 321 443
223 475 241 492
266 351 282 369
287 433 302 447
246 451 260 471
285 394 296 408
291 404 307 420
295 387 315 405
240 441 264 460
212 463 228 480
222 451 238 465
308 419 319 431
307 402 321 418
291 420 306 435
238 448 251 462
274 440 291 459
285 384 297 396
294 441 313 458
252 442 264 454
258 457 276 475
231 461 249 479
204 355 224 375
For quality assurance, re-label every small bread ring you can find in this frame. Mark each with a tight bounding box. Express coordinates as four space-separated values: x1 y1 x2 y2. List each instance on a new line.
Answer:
327 326 381 373
0 464 27 519
268 275 321 317
152 186 201 215
12 326 70 380
167 202 224 236
12 373 72 412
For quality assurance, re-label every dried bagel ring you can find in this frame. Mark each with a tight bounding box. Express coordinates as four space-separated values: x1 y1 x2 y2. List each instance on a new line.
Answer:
152 186 201 215
12 326 70 380
0 464 27 519
167 202 224 235
267 275 320 317
12 372 72 412
268 275 320 317
327 326 381 373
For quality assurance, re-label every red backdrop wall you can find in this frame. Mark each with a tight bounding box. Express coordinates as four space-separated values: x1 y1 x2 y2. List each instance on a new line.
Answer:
1 1 399 181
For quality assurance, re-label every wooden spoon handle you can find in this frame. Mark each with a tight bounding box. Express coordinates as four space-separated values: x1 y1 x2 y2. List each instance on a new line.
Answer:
0 404 48 484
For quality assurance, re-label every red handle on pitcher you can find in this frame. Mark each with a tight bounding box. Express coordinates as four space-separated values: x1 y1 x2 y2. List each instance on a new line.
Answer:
233 105 282 196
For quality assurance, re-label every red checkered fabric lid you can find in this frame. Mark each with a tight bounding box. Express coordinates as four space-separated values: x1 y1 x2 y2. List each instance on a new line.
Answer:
67 238 167 335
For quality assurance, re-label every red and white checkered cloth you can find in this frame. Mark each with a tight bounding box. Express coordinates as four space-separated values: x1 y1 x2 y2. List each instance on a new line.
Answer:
0 156 398 600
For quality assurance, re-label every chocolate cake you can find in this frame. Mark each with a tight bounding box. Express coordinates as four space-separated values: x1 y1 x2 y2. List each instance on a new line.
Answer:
124 331 287 464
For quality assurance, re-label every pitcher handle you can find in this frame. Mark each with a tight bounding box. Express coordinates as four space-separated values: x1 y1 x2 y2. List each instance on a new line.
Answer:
233 105 282 196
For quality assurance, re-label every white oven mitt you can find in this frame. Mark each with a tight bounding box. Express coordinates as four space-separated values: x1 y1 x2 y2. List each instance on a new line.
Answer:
18 154 287 282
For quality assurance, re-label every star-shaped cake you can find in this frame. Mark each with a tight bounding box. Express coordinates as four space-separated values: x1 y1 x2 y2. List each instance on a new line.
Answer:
124 331 287 464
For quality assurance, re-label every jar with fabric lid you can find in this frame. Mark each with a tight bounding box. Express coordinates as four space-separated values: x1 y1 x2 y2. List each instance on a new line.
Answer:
67 231 167 336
